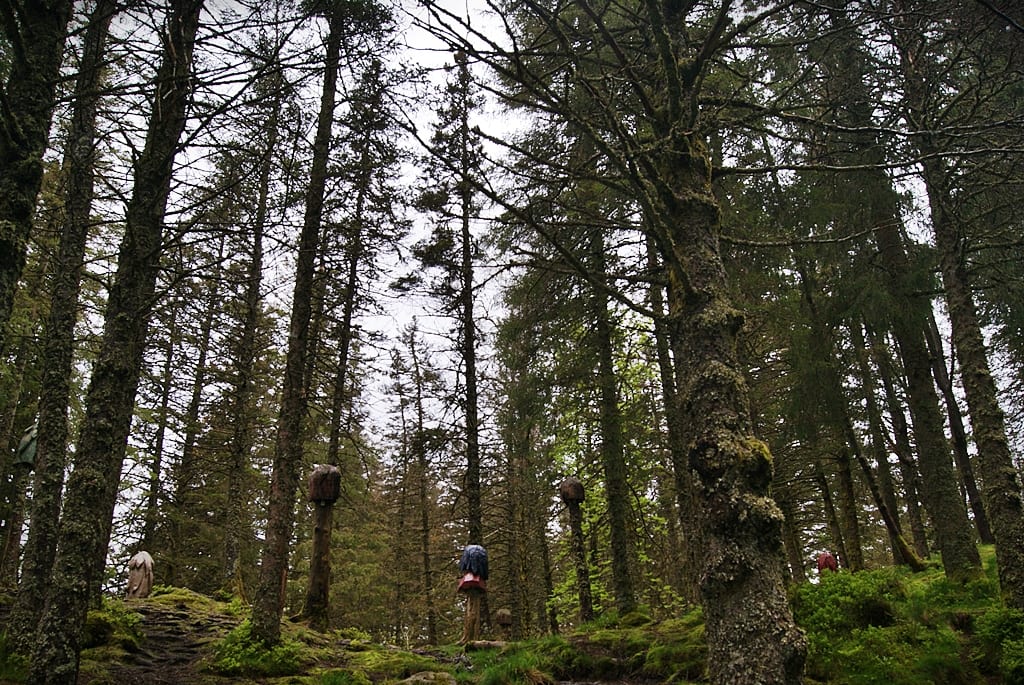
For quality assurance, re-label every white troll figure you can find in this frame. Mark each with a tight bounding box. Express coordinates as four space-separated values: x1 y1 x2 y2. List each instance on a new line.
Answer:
126 550 154 599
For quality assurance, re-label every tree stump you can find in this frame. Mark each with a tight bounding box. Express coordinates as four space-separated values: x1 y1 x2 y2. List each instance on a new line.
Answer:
495 608 512 639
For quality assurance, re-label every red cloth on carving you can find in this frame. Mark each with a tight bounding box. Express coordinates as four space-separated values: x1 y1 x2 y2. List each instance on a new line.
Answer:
816 552 838 572
458 572 486 592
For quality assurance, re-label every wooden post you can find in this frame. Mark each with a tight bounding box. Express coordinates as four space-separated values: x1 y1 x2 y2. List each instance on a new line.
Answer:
559 477 593 623
303 464 341 631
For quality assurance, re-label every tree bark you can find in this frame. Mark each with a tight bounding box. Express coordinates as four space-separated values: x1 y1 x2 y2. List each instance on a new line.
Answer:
27 2 204 680
656 132 806 682
870 327 931 558
303 502 335 631
926 174 1024 607
0 0 74 345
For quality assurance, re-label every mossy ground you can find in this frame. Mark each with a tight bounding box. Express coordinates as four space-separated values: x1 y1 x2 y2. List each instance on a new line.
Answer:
1 546 1022 684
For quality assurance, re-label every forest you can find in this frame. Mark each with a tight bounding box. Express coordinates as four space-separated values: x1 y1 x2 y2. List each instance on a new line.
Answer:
0 0 1023 683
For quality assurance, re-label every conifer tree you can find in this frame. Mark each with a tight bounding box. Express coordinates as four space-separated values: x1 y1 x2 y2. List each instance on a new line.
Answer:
7 0 116 646
28 1 205 679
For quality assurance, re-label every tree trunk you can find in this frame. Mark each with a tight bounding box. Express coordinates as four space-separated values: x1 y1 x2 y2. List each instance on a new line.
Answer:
409 331 438 645
870 327 931 558
251 8 342 646
777 496 807 584
924 314 993 543
819 2 981 582
566 497 593 623
8 0 115 635
0 336 33 589
0 0 74 344
451 52 484 549
926 173 1024 607
223 71 278 592
814 460 847 566
590 230 636 616
657 133 805 682
143 303 178 550
646 234 701 603
167 257 219 586
304 502 335 631
891 5 1024 595
27 2 203 680
849 321 907 565
873 218 982 582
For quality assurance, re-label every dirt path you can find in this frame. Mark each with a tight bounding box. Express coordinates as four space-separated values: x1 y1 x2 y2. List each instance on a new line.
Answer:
87 600 242 685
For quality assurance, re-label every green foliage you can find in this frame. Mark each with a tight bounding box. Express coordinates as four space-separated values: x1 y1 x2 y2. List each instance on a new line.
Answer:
973 606 1024 681
477 649 554 685
792 563 1005 684
0 631 28 682
318 668 374 685
206 619 303 676
493 606 705 684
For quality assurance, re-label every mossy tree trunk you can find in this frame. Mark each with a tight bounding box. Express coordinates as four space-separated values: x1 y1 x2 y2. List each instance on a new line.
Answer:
590 229 636 617
656 139 806 680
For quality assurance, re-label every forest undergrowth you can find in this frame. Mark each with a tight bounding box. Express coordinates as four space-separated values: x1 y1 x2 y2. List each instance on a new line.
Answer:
1 545 1023 685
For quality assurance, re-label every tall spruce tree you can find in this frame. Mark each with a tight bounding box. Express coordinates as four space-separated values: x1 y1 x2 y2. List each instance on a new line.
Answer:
890 0 1024 607
251 3 346 645
414 51 487 548
28 1 205 680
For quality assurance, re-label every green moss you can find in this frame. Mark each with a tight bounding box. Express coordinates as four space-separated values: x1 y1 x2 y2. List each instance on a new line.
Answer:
81 598 143 650
148 585 227 613
318 668 373 685
345 645 446 679
643 608 707 682
205 619 303 676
